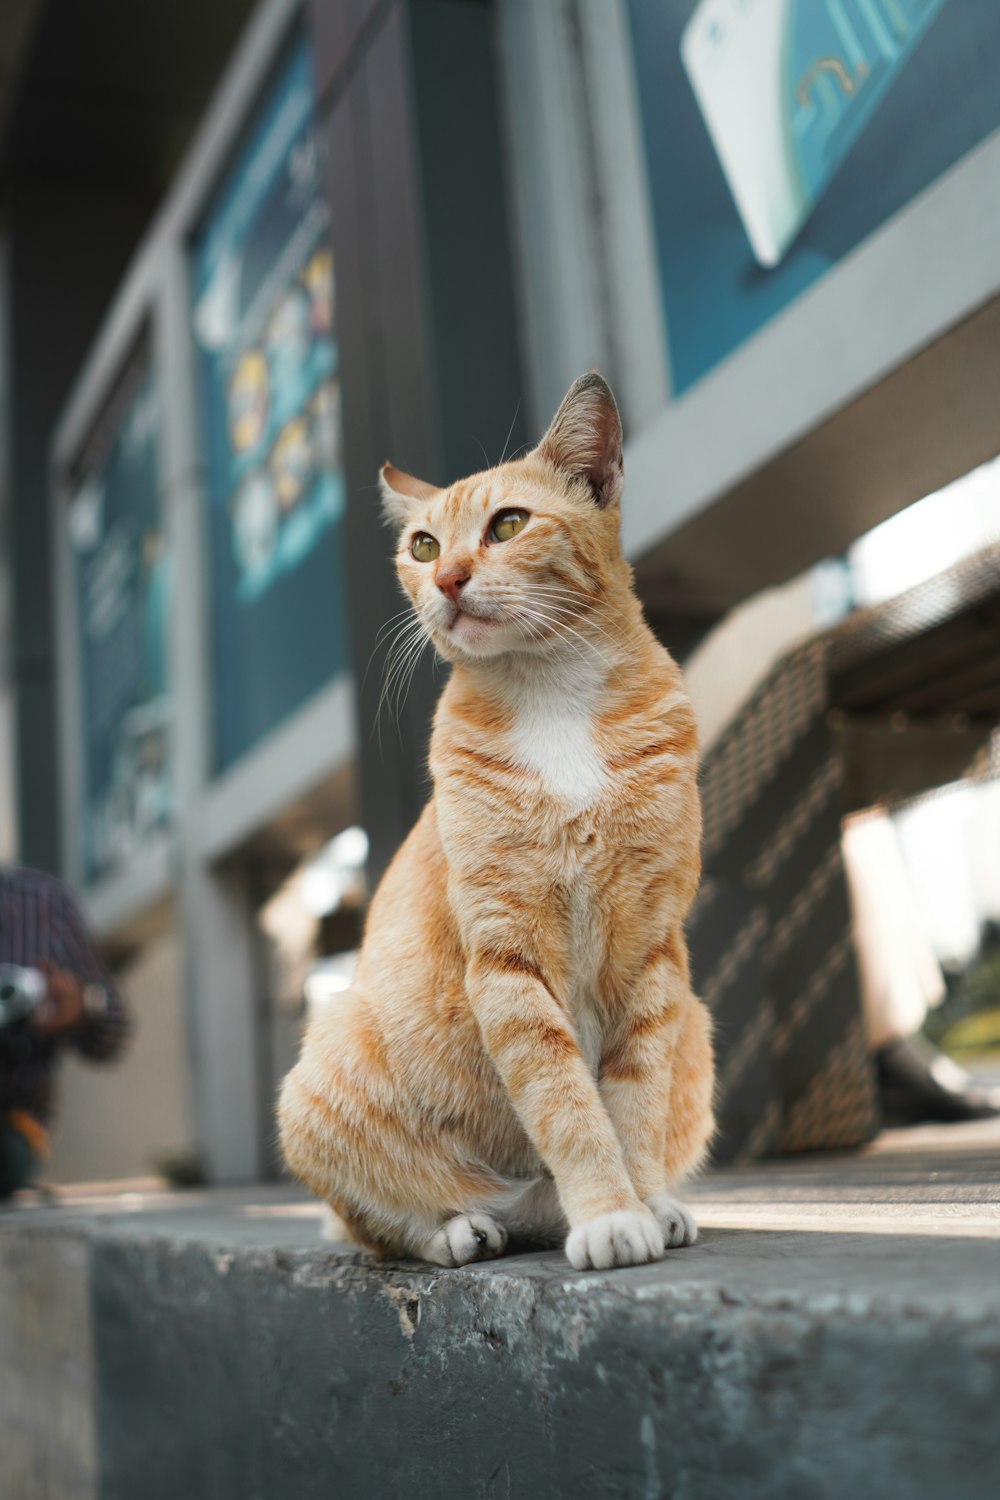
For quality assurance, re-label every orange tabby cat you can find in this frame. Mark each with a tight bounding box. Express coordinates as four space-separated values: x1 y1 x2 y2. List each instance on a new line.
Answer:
278 373 714 1270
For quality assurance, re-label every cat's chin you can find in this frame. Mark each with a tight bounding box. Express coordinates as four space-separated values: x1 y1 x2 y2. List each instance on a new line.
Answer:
444 611 513 659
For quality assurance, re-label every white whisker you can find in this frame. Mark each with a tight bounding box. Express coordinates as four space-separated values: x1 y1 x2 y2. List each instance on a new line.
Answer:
513 601 610 670
493 400 522 473
503 589 621 662
525 586 640 658
374 616 429 746
363 607 422 690
393 635 432 723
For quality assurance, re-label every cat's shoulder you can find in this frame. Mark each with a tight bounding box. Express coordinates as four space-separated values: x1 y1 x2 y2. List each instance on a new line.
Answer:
624 630 696 716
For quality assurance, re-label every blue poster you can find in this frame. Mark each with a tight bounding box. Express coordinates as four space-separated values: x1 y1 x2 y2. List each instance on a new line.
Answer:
191 33 348 771
69 370 171 882
628 1 1000 392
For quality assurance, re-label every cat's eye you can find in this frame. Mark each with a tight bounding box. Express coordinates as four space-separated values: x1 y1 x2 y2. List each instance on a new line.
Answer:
410 533 440 562
489 509 529 543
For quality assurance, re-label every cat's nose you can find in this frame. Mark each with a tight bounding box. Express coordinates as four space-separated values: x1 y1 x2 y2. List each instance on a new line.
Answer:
436 566 471 603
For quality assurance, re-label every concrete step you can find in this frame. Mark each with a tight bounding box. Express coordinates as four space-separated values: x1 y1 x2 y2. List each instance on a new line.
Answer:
3 1121 1000 1500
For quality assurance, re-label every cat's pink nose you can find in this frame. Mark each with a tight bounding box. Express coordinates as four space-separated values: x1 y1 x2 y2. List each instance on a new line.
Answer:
436 566 471 603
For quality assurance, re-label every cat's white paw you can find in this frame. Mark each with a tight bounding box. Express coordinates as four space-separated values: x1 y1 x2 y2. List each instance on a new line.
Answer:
565 1208 665 1271
319 1205 350 1242
422 1213 508 1267
646 1191 699 1248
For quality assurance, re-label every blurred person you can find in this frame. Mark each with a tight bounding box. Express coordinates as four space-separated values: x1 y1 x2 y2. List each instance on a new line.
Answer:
842 809 1000 1125
0 864 131 1199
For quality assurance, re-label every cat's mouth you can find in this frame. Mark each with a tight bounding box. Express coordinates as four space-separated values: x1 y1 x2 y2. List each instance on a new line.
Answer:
440 601 511 654
448 601 496 630
430 597 519 656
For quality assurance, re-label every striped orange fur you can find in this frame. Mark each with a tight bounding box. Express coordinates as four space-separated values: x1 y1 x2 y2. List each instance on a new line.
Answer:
278 373 714 1270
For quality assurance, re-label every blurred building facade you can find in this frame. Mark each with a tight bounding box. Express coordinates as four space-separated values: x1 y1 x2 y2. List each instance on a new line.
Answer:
1 0 999 1180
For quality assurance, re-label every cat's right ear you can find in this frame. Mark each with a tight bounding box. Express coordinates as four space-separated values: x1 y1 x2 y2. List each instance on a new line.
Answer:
379 462 438 526
536 372 623 510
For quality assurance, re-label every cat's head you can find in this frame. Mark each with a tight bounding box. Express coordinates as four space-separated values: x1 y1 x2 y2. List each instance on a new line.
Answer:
381 373 628 663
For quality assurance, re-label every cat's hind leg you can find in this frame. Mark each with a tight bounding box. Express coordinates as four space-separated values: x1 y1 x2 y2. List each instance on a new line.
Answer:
647 996 715 1248
663 996 715 1186
418 1213 508 1267
645 1191 699 1247
278 998 514 1264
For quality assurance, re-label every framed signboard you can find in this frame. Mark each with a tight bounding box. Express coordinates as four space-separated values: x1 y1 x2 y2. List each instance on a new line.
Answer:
629 0 1000 393
190 29 348 771
66 348 172 884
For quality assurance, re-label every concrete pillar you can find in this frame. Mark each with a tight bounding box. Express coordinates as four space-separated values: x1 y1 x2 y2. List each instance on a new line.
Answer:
160 248 265 1182
311 0 527 883
2 185 158 870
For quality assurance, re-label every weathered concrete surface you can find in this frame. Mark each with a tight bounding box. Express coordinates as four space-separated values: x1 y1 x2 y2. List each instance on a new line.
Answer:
0 1225 96 1500
2 1123 1000 1500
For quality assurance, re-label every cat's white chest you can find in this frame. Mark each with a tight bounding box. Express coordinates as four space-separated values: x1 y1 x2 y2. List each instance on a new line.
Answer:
504 660 610 1070
507 667 606 809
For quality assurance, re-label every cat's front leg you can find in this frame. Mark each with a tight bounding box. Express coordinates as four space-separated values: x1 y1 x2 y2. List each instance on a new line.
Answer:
600 933 703 1248
467 948 664 1270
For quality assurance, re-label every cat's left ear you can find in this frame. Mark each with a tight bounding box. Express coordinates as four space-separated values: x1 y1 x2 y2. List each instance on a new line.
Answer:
379 462 439 526
536 371 623 510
